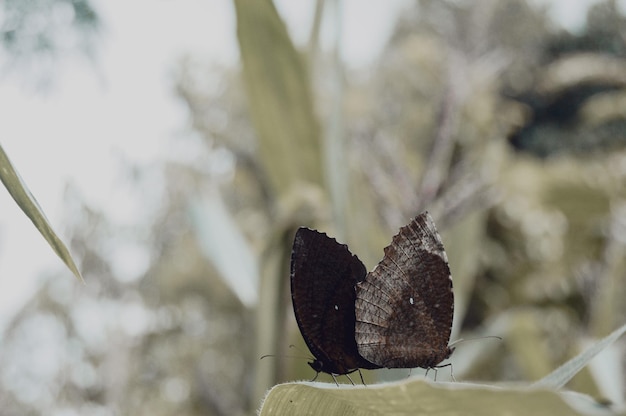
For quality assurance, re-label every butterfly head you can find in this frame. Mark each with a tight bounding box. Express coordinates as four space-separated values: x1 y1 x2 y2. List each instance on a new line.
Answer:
308 359 324 373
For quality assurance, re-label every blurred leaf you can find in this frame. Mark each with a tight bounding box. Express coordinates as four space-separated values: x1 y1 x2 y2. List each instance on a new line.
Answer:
233 0 323 194
259 379 610 416
508 310 555 381
189 192 259 307
533 322 626 390
443 210 486 337
0 143 83 282
587 342 625 409
233 0 327 408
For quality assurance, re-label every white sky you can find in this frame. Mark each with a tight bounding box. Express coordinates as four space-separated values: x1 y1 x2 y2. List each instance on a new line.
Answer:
0 0 621 333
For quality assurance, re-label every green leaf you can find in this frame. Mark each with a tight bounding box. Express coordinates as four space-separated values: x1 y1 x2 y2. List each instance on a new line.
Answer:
0 143 83 283
259 379 610 416
233 0 323 194
533 322 626 390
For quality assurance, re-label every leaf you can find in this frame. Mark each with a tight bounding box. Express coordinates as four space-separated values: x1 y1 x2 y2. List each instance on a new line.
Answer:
233 0 323 194
188 193 259 308
533 322 626 390
0 143 83 282
259 379 612 416
233 0 325 406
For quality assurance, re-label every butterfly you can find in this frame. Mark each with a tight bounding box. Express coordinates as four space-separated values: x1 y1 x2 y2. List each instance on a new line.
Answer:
290 211 454 383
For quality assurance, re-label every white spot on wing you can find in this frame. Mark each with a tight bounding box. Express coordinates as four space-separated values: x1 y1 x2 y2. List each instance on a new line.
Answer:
409 297 414 305
334 305 338 310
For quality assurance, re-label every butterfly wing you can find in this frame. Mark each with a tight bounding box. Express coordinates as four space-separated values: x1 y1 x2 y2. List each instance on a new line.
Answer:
291 228 381 375
355 212 454 369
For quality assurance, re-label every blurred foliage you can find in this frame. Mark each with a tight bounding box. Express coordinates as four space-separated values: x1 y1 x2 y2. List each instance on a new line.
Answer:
505 1 626 156
0 0 100 83
1 0 626 415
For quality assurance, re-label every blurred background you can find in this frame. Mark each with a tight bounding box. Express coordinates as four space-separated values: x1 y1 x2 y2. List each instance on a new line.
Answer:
1 0 626 414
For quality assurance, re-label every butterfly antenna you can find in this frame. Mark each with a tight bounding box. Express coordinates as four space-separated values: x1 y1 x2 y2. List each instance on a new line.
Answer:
261 344 315 361
259 352 314 361
288 344 307 353
448 335 502 349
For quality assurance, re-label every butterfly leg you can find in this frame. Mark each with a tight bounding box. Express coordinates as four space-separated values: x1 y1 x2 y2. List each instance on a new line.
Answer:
424 367 433 380
432 363 455 382
344 373 356 386
440 362 455 381
358 369 367 386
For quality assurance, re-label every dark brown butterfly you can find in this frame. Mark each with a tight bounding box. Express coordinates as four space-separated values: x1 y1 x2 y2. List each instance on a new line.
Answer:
290 228 381 382
290 211 454 382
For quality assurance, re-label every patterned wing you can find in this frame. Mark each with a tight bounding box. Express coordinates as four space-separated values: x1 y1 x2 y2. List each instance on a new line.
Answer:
354 212 454 369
